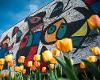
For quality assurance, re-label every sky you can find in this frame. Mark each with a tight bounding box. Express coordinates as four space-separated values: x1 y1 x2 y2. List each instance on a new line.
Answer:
0 0 53 37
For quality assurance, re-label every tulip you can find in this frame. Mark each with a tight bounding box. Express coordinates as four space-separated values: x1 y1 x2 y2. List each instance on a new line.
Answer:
49 64 54 69
22 69 26 75
97 17 100 28
11 73 14 79
30 65 36 71
8 60 14 67
42 67 46 73
34 61 40 68
42 50 53 62
56 38 73 53
0 65 3 70
52 48 60 57
50 57 57 64
0 58 5 65
87 56 97 63
0 73 5 78
19 65 24 71
18 56 25 64
70 58 74 65
5 54 13 62
80 62 86 69
91 47 100 56
87 15 100 30
5 71 9 77
27 61 33 67
33 54 41 61
14 66 21 72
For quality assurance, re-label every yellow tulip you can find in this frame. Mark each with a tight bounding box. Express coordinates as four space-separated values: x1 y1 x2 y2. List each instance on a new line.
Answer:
11 73 14 79
56 38 73 53
0 58 5 65
42 50 53 62
27 61 33 67
5 54 13 62
18 56 25 64
33 54 41 61
5 71 9 77
70 58 74 65
52 48 60 57
49 64 54 69
91 47 100 56
87 56 97 63
19 65 24 71
80 61 86 69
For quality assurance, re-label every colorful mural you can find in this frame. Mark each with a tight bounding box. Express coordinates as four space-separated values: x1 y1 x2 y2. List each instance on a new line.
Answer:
0 0 100 67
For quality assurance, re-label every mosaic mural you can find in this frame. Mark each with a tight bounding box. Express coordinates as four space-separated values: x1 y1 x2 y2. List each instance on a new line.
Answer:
0 0 100 67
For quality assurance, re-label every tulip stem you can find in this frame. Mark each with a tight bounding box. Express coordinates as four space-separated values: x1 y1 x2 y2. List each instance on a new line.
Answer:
61 51 65 62
0 70 1 80
84 71 88 79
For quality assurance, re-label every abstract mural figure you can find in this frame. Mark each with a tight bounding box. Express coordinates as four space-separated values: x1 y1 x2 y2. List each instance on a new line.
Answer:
12 27 22 43
16 11 46 66
0 36 14 58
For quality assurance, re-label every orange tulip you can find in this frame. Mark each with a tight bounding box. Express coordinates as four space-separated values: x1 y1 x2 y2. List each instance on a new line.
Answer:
33 54 40 61
87 15 100 30
49 64 54 69
30 65 36 71
80 62 86 69
97 17 100 28
42 67 46 73
34 61 40 68
42 50 53 62
27 61 33 67
52 48 60 57
91 47 100 56
56 38 73 53
50 57 57 64
22 69 26 75
87 56 97 63
0 73 5 78
0 65 4 70
18 56 25 64
14 66 21 72
8 60 14 67
5 54 13 62
0 58 5 65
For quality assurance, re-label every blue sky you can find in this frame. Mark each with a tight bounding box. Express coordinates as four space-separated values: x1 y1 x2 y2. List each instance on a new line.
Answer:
0 0 53 37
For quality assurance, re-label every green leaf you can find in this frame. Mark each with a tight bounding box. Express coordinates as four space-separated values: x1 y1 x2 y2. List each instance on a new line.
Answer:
56 57 78 80
50 69 56 80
